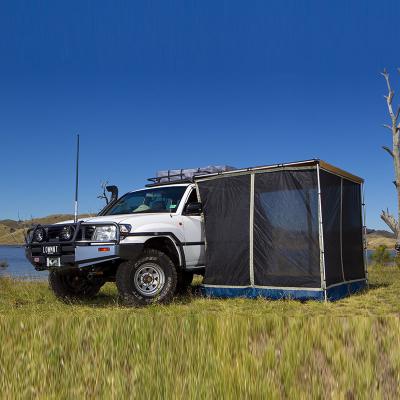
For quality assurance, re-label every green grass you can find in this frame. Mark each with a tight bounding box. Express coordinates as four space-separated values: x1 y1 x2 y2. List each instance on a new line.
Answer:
0 268 399 398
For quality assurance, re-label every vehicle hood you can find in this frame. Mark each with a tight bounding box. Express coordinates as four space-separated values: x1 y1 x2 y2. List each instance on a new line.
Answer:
82 214 135 224
55 213 179 232
54 215 134 225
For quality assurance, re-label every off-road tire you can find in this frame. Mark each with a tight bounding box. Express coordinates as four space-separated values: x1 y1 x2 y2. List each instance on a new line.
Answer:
116 248 177 306
176 271 194 294
49 270 104 301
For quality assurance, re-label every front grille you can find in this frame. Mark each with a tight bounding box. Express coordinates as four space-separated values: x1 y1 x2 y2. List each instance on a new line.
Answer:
82 226 95 240
46 225 66 241
46 225 96 242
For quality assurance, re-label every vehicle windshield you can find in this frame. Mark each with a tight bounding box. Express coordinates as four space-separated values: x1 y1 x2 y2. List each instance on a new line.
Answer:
104 186 188 215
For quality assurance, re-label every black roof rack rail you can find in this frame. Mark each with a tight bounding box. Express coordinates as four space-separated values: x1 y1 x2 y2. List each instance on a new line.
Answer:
146 168 216 187
147 172 187 184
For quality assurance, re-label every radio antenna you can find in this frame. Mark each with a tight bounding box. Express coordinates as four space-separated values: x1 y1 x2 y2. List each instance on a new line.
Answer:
74 134 80 223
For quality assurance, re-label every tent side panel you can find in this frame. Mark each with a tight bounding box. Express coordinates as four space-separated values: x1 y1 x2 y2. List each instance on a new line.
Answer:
319 170 344 286
198 175 251 286
253 169 321 288
342 179 365 280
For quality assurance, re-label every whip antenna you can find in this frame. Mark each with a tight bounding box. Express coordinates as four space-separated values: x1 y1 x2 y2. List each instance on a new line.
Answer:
74 134 80 223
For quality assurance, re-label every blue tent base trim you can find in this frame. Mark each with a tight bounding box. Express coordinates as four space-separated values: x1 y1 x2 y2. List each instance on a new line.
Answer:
200 286 324 301
200 280 367 301
326 279 367 301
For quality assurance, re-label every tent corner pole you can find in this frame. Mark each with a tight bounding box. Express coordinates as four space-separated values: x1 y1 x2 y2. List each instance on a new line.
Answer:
361 182 369 289
316 164 327 301
249 173 255 287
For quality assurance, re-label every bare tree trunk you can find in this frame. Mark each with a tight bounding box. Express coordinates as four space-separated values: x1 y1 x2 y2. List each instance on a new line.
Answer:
381 69 400 251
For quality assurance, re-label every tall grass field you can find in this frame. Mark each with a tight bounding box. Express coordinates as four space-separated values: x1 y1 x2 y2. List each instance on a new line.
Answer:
1 268 399 398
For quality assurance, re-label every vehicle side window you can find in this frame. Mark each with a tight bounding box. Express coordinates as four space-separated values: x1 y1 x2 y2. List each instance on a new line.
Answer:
186 189 198 205
104 186 187 215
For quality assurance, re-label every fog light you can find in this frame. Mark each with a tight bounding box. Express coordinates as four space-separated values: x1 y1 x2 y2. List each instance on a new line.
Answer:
33 227 46 243
60 225 75 241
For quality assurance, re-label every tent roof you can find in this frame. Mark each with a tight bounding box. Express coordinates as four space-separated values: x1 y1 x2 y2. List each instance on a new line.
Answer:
194 159 363 184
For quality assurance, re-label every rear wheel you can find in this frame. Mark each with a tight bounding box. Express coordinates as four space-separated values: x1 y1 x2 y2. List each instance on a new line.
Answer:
116 248 177 306
49 269 104 300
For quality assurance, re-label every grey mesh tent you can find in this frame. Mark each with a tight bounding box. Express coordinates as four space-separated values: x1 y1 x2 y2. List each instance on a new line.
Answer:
195 159 367 301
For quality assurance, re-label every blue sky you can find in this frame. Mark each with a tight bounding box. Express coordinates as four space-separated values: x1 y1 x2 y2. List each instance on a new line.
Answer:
0 0 399 228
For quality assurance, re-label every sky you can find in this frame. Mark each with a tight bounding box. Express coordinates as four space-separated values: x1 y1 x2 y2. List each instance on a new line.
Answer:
0 0 399 229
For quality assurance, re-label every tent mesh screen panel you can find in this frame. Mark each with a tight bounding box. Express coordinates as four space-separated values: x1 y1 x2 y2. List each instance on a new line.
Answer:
342 178 364 280
198 174 251 286
253 170 321 288
319 171 344 286
320 171 365 285
198 166 364 291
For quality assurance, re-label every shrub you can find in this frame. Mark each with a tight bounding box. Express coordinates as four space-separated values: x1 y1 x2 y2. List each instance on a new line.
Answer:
370 245 393 267
394 254 400 270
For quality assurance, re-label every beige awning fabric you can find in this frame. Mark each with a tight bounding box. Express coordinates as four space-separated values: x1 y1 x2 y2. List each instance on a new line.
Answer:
318 161 363 184
194 159 363 185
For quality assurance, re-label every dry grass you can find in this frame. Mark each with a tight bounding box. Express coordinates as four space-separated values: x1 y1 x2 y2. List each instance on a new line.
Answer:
367 233 396 250
0 214 92 245
0 268 399 398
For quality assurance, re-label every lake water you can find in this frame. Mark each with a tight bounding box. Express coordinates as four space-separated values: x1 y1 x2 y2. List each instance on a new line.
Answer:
0 245 393 280
0 245 48 280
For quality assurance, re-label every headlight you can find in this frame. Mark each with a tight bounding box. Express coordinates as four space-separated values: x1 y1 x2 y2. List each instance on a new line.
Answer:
92 226 117 242
119 224 131 235
33 227 46 242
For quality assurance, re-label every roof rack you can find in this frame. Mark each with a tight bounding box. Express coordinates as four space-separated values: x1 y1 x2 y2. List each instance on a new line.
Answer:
146 166 237 187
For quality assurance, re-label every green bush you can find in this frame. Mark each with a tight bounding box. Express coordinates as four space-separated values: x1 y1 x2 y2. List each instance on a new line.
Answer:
371 245 393 267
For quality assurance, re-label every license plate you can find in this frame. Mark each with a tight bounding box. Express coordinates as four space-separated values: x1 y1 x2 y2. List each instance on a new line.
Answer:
46 257 61 267
43 245 60 255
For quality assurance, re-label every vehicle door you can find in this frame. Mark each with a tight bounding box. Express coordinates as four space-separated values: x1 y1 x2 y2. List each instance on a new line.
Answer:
181 187 205 267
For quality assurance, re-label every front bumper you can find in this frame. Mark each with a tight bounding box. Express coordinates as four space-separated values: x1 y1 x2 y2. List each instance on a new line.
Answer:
25 222 143 271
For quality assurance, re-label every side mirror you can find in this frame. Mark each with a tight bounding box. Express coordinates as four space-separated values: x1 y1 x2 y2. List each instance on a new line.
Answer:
185 202 203 215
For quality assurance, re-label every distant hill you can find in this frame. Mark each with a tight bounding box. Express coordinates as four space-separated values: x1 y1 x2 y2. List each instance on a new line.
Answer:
366 229 396 249
0 214 92 245
366 228 395 238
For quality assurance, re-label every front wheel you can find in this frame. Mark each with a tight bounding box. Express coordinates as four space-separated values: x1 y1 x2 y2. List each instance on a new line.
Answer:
49 270 104 301
116 249 177 306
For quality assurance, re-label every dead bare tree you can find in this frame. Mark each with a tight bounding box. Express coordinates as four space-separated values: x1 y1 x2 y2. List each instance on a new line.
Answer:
98 181 110 205
381 68 400 250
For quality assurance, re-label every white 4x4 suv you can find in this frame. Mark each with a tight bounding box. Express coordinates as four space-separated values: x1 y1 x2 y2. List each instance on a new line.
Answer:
26 182 205 306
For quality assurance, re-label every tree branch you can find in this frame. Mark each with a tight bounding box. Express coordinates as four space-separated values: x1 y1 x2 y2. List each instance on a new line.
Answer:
381 209 399 235
98 181 110 205
383 124 393 131
382 145 394 158
382 69 394 99
382 69 397 123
